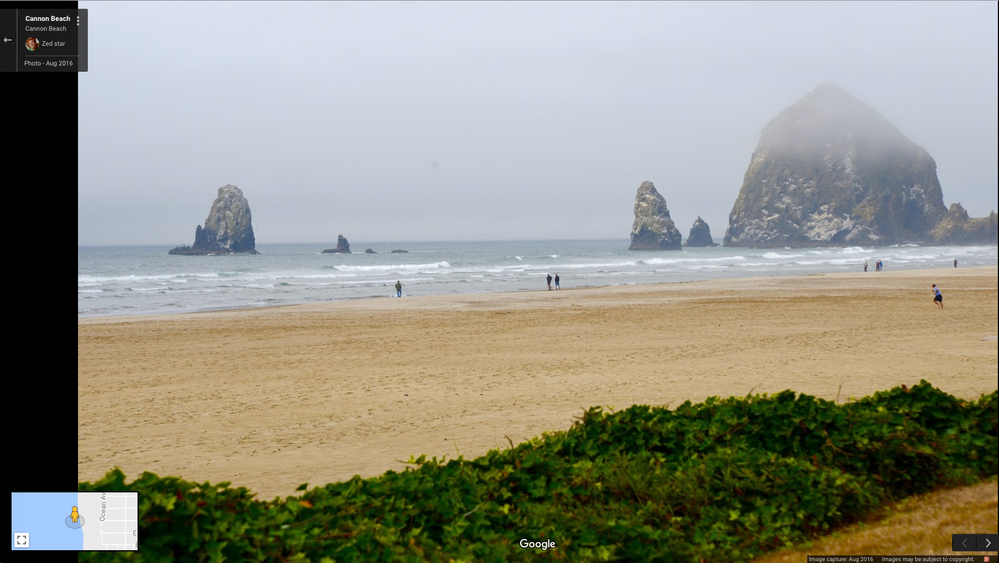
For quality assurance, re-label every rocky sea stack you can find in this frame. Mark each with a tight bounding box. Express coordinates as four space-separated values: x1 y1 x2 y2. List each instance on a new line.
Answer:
629 181 682 250
323 235 352 254
169 184 258 255
724 84 948 248
930 204 998 245
685 217 719 247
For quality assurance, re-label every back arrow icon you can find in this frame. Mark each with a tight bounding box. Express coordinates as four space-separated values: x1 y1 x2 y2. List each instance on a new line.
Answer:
962 539 970 548
4 38 12 43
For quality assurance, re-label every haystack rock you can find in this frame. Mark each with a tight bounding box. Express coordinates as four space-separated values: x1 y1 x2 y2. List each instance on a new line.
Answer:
364 248 377 254
322 235 352 254
685 216 719 247
169 184 258 255
930 204 998 245
724 84 948 248
628 181 682 250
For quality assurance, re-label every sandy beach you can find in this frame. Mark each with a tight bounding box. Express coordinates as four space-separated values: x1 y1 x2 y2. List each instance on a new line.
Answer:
78 266 998 500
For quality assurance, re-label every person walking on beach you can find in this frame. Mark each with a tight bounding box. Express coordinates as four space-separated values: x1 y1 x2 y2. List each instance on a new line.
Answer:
554 274 560 290
864 261 868 272
954 258 958 268
395 280 402 298
546 274 552 290
932 284 943 309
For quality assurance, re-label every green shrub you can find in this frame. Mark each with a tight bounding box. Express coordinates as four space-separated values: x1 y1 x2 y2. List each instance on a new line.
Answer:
79 381 998 562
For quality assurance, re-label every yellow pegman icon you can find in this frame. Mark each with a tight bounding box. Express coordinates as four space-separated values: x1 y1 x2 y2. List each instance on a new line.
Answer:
71 506 79 523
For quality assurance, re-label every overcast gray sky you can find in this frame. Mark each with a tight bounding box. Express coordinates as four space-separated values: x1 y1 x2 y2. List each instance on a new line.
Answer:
78 1 998 246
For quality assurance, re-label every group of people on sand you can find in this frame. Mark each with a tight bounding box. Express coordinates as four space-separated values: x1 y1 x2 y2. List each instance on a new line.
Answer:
395 274 565 297
865 258 959 272
863 260 886 272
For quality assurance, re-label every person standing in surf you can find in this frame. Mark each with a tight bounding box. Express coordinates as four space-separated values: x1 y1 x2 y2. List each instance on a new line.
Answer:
395 280 402 298
546 274 552 290
554 274 560 290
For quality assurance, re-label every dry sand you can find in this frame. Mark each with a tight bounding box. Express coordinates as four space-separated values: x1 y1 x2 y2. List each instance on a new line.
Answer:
78 266 998 500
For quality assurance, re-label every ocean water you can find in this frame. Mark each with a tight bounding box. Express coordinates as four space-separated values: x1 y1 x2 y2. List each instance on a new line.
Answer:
78 241 998 318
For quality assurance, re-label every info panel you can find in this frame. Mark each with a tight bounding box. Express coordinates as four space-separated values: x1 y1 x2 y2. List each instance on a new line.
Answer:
0 8 88 72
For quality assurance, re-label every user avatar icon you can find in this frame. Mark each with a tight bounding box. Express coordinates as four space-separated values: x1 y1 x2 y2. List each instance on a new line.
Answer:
26 37 39 51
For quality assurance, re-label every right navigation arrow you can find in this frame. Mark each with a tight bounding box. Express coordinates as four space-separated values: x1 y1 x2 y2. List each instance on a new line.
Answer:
987 537 992 548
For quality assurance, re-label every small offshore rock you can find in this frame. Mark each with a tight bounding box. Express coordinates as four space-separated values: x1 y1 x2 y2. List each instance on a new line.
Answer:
322 235 352 254
685 216 719 247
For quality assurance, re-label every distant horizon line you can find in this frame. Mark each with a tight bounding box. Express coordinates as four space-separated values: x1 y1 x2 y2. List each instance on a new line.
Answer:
77 237 659 248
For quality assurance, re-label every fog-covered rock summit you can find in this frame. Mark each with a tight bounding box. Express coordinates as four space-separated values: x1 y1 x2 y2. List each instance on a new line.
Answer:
724 84 947 247
169 184 258 255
